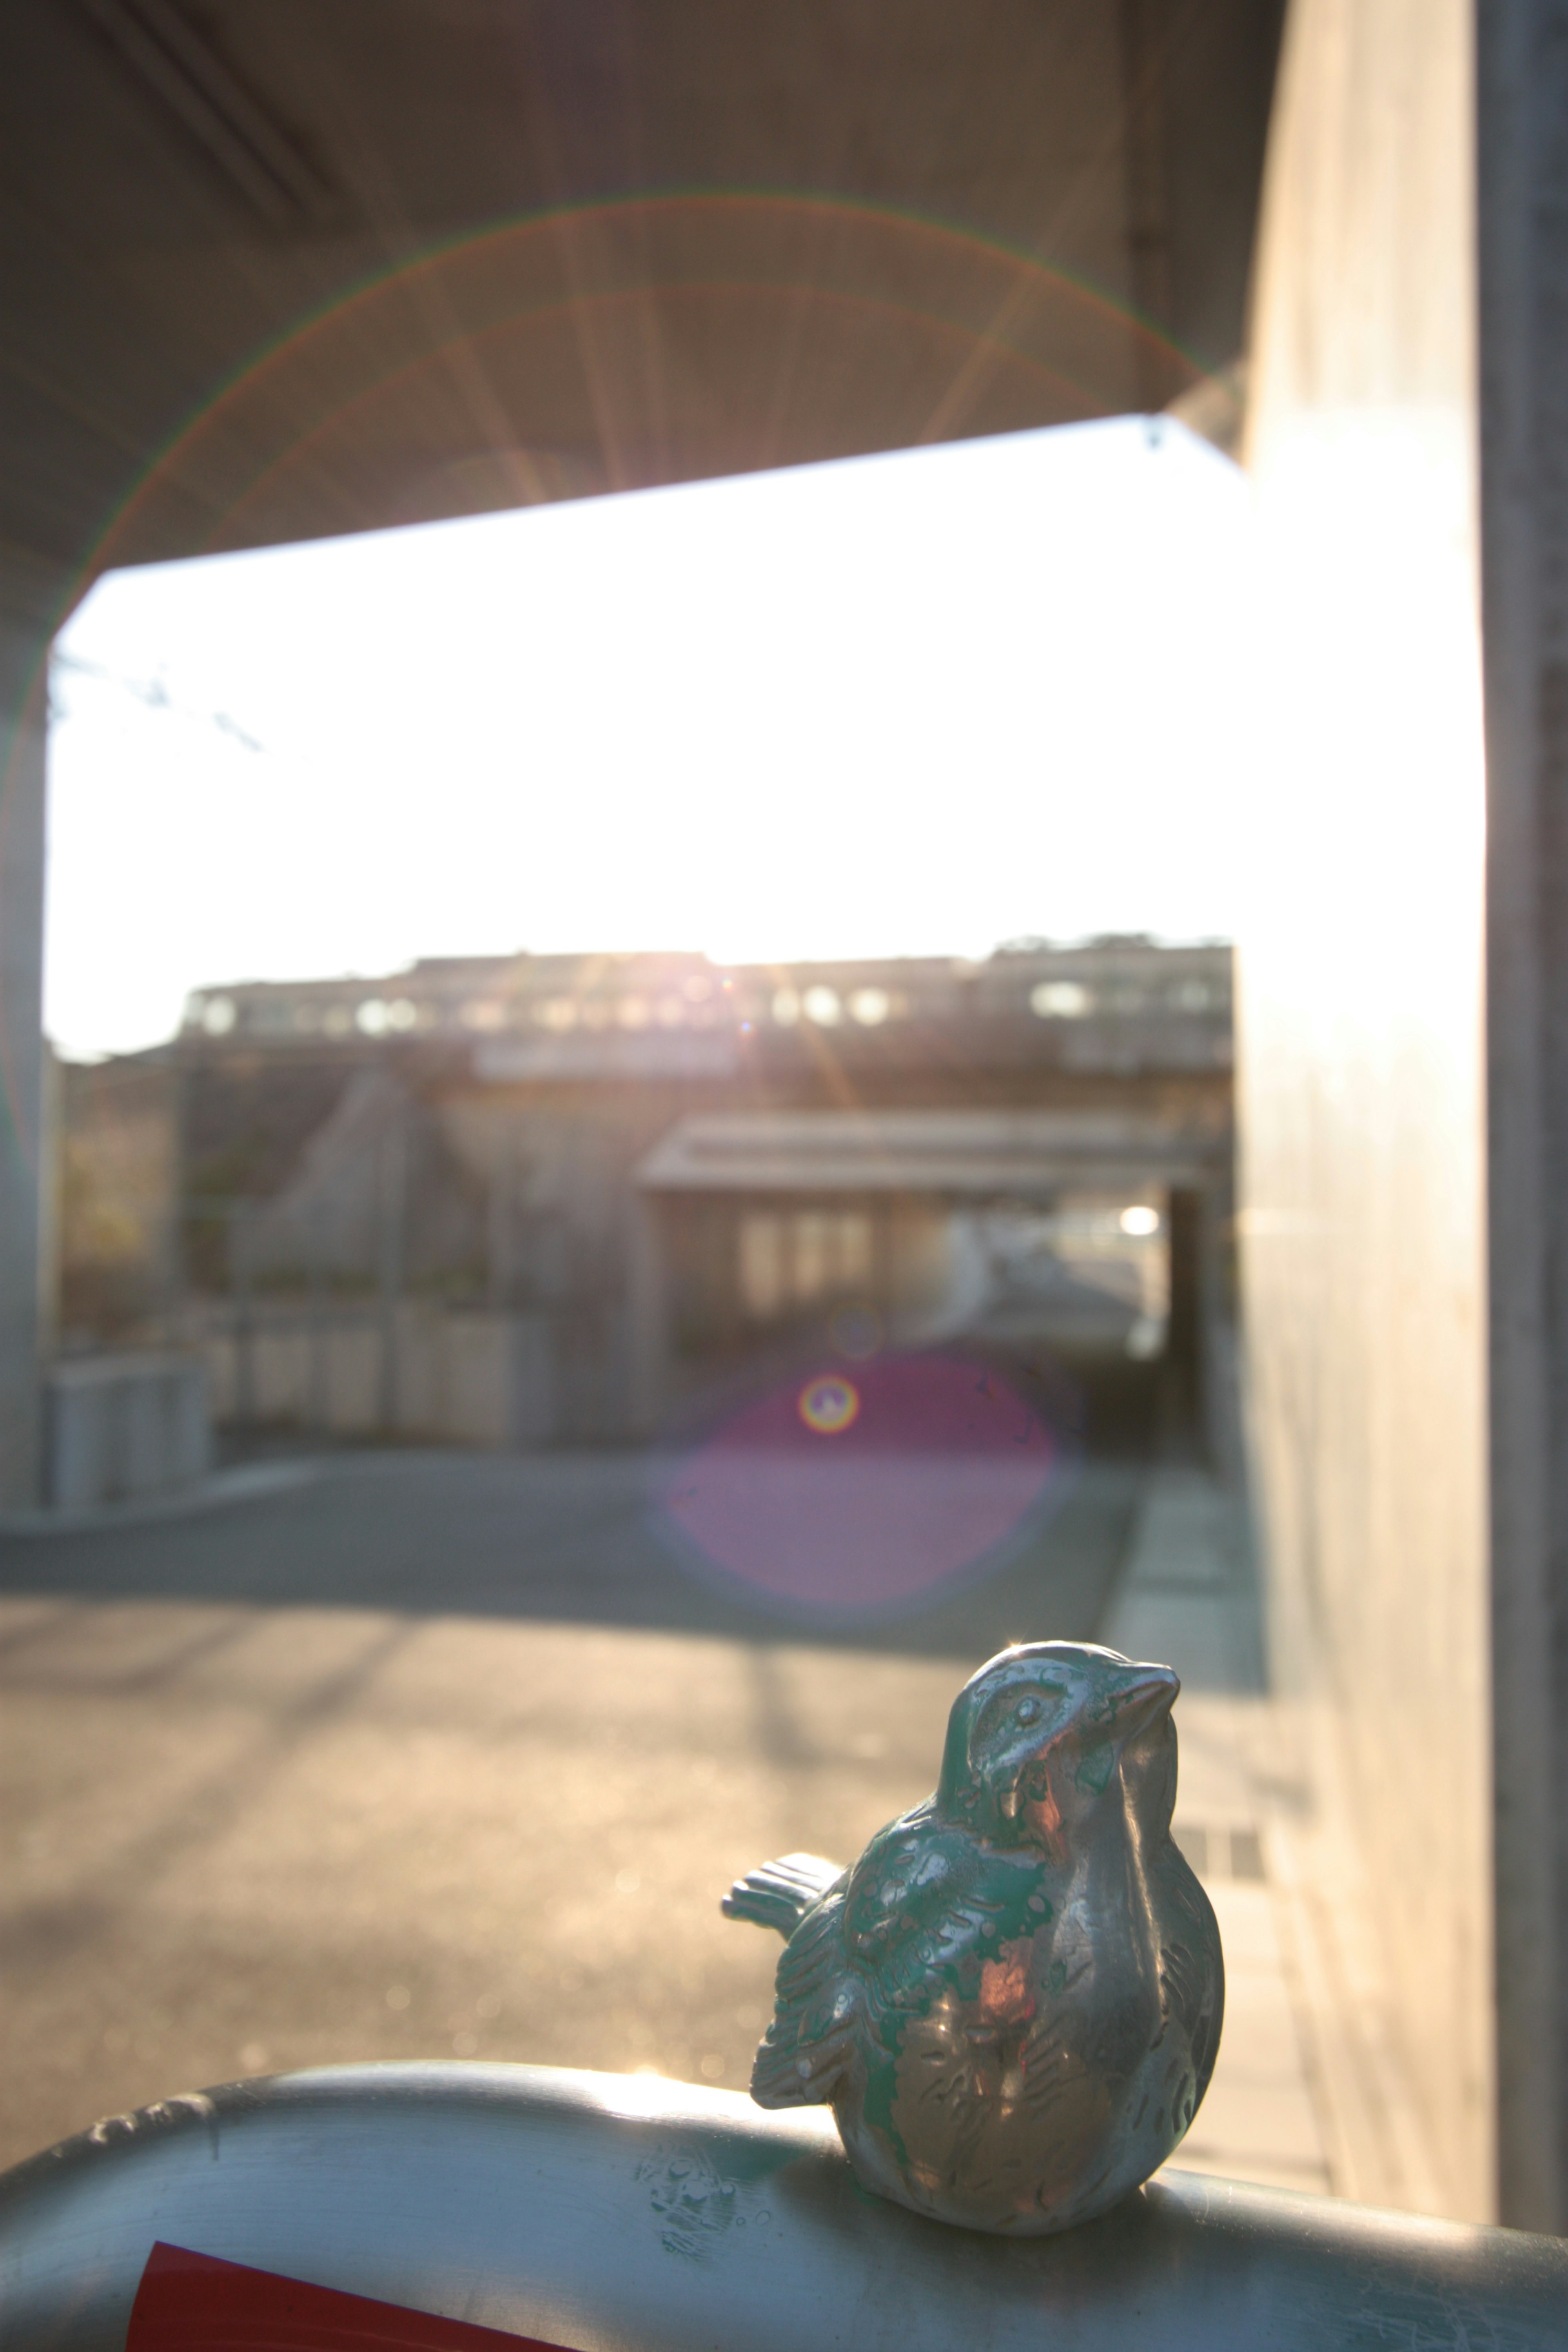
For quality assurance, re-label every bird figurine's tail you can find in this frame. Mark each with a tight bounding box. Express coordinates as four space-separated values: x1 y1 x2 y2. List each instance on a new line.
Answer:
721 1851 844 1938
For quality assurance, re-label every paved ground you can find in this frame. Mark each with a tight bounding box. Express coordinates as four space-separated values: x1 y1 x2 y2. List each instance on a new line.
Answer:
0 1447 1138 2169
0 1446 1136 1653
0 1446 1400 2206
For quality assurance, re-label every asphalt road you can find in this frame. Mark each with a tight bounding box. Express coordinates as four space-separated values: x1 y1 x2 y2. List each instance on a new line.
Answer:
0 1448 1143 2172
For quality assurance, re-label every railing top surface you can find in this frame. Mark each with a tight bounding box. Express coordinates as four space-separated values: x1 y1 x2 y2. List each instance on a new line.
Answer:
2 2064 1564 2350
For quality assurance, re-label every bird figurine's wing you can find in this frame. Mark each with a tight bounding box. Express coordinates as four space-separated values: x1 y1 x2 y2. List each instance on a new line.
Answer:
838 1808 1003 2017
749 1882 860 2109
722 1851 846 1938
749 1810 1004 2111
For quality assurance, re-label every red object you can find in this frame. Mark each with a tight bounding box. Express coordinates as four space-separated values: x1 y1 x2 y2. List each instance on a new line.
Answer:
127 2242 577 2351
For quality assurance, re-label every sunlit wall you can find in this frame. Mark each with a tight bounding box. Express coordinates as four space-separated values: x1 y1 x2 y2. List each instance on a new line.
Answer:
1240 0 1492 2219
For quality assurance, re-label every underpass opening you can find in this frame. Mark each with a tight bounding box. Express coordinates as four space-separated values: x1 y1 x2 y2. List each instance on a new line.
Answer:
634 1105 1232 1470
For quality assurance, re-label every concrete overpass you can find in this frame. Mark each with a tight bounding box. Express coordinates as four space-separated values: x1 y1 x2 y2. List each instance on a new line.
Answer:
4 0 1568 2241
0 0 1284 1510
60 938 1233 1452
2 0 1281 575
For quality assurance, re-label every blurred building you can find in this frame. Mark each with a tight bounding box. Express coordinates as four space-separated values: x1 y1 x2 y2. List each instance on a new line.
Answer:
57 937 1234 1454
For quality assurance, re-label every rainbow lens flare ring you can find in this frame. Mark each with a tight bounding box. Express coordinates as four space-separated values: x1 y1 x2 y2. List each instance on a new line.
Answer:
798 1373 861 1435
655 1349 1072 1625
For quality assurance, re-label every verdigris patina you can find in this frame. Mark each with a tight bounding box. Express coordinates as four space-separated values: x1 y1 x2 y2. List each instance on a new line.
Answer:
724 1640 1223 2235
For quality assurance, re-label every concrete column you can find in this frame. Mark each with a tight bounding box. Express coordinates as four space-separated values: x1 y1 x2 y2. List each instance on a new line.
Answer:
1240 0 1492 2220
626 1190 669 1438
486 1131 515 1310
376 1119 407 1433
229 1203 257 1429
0 588 53 1508
1197 1174 1243 1488
1476 0 1568 2234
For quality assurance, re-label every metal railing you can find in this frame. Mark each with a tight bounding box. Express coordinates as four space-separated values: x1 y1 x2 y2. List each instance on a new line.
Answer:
2 2064 1563 2348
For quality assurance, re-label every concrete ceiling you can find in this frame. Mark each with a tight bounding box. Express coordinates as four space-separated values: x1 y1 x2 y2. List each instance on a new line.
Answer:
0 0 1284 601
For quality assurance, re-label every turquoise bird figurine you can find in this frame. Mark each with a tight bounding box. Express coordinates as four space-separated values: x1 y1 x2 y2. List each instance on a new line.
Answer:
723 1641 1223 2235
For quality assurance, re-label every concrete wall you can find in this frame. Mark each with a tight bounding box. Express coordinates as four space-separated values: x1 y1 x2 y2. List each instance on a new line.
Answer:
194 1301 557 1450
45 1353 209 1509
0 590 52 1506
1477 0 1568 2236
1240 0 1493 2221
57 1057 181 1344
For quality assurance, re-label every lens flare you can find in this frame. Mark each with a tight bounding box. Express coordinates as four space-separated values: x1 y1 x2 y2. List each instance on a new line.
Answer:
798 1373 861 1434
656 1350 1067 1624
829 1301 883 1359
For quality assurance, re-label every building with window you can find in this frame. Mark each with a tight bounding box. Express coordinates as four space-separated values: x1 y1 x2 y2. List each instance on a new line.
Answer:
61 937 1234 1455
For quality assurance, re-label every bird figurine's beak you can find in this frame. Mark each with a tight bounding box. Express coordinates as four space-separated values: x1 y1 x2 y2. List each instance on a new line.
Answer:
1110 1663 1180 1738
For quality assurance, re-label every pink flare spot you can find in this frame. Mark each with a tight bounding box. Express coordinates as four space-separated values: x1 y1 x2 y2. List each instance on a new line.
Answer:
663 1354 1056 1614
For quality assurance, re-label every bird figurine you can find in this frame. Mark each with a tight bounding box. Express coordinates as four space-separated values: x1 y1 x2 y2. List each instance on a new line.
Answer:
723 1641 1223 2235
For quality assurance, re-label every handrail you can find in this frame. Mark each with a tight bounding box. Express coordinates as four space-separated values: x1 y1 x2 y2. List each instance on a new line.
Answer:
1 2064 1564 2349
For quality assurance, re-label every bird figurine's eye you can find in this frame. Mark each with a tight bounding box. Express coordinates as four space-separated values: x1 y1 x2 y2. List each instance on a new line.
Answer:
1015 1697 1040 1726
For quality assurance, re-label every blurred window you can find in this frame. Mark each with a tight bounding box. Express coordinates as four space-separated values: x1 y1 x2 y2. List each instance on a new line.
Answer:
1030 981 1091 1018
740 1209 873 1319
835 1212 874 1287
795 1212 831 1298
849 987 891 1025
738 1214 785 1318
803 985 842 1026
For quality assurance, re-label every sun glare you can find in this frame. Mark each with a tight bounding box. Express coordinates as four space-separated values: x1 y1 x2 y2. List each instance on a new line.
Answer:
47 418 1254 1061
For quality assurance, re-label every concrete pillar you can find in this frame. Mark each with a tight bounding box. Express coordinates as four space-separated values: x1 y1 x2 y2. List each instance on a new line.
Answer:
1240 0 1492 2220
1197 1176 1243 1488
1476 0 1568 2234
376 1119 407 1433
0 585 53 1508
229 1203 257 1429
626 1191 669 1438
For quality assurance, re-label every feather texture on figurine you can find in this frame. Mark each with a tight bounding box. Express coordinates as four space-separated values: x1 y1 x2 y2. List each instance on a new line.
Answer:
723 1641 1223 2235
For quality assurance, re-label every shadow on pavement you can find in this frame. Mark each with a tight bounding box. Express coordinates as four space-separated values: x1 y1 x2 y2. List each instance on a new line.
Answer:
0 1448 1145 1661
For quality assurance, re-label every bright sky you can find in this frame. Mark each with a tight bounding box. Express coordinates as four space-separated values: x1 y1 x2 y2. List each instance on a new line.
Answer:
48 416 1254 1060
